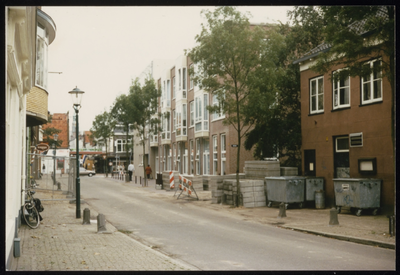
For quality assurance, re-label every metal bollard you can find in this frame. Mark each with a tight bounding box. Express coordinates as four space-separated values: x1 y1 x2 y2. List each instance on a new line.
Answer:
387 215 396 237
278 202 287 218
57 181 62 190
329 207 339 226
140 177 142 186
97 213 107 233
82 208 90 225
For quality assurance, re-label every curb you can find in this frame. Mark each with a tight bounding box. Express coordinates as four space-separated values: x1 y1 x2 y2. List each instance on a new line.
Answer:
279 225 395 250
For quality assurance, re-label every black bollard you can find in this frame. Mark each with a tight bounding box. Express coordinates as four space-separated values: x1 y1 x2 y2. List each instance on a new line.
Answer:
97 214 107 233
57 181 62 191
82 208 90 225
278 202 287 218
387 215 396 237
329 207 339 226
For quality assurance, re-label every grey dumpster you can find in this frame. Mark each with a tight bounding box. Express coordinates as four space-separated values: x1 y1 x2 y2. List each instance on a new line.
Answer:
305 177 324 204
265 176 305 209
333 178 381 216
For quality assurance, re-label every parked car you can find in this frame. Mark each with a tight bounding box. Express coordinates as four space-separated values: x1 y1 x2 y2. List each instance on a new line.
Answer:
79 167 96 177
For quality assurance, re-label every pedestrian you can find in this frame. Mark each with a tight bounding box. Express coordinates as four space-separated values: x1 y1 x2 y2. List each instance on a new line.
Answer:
128 162 134 181
145 164 152 179
42 163 46 174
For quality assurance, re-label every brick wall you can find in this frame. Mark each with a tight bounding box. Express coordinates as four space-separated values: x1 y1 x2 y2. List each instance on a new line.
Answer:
42 113 69 149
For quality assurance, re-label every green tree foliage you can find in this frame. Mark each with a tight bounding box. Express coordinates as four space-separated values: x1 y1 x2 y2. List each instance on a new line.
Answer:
244 17 326 170
90 111 115 177
186 6 277 206
129 77 161 186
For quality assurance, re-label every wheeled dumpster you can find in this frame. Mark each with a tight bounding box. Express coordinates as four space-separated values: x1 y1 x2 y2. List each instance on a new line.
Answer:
333 178 381 216
265 176 305 209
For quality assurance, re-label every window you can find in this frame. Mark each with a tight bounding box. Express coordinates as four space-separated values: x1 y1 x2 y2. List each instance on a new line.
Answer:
183 148 188 174
182 68 186 90
190 101 194 127
196 139 201 175
362 59 382 104
203 139 210 175
221 134 226 175
36 24 49 89
350 132 363 147
116 139 131 153
189 64 194 90
173 110 176 132
336 136 349 152
172 76 176 99
333 71 350 109
167 80 171 106
195 96 202 131
213 135 218 175
310 76 324 114
212 93 225 120
178 69 181 91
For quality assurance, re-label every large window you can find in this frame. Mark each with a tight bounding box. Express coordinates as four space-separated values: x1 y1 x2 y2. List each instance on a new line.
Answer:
362 59 382 104
167 80 171 107
203 139 210 175
212 93 225 120
190 140 194 175
172 76 176 99
213 135 218 175
190 101 194 127
221 134 226 175
196 139 201 175
36 24 49 89
175 104 187 137
182 68 187 98
310 76 324 114
333 70 350 109
116 139 131 153
195 94 209 132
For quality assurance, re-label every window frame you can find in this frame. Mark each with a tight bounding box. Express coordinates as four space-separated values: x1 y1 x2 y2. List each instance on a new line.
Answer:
361 58 383 105
332 69 350 110
309 76 324 114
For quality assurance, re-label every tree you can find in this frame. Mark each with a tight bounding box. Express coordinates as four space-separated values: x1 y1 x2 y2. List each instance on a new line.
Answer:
289 6 395 143
130 77 161 186
186 6 276 207
91 111 115 177
111 94 136 181
244 17 326 170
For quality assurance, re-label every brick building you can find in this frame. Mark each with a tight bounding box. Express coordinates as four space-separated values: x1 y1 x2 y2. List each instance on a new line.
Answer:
42 112 70 149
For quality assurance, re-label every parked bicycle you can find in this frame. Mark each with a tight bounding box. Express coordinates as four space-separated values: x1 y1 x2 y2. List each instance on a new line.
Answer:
22 188 44 229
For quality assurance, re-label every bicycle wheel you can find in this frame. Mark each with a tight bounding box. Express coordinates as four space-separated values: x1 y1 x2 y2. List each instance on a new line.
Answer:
23 203 40 229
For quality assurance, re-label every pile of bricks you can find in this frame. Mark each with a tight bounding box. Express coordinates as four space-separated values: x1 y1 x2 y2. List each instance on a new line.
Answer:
221 179 266 208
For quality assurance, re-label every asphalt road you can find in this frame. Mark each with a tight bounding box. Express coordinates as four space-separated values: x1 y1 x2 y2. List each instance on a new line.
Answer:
80 176 395 271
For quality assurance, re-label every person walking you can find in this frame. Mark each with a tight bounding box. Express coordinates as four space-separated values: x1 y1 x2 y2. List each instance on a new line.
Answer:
145 164 152 179
128 162 134 181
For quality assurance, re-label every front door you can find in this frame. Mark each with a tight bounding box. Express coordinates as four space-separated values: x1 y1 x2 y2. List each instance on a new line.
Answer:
334 136 350 178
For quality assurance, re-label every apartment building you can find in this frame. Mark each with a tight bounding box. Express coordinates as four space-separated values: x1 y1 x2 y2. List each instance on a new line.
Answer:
147 55 255 181
6 6 56 269
293 42 394 212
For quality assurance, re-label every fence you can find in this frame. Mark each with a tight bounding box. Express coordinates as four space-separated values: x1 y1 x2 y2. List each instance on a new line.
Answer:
27 153 76 200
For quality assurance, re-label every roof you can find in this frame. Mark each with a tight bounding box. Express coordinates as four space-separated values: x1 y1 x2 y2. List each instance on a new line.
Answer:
293 7 388 65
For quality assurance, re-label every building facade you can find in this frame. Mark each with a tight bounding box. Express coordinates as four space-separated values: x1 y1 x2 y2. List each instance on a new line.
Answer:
142 55 255 181
6 6 56 269
294 49 394 213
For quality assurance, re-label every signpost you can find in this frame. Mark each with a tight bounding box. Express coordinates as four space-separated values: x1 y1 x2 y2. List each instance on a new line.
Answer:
231 144 238 148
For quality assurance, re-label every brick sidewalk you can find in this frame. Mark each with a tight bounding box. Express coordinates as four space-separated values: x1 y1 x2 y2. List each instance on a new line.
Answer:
12 190 196 271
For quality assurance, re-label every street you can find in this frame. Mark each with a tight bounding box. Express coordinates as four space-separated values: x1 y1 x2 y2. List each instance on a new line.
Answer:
80 176 395 270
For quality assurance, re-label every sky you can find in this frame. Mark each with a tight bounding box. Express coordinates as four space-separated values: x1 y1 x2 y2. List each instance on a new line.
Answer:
43 6 293 132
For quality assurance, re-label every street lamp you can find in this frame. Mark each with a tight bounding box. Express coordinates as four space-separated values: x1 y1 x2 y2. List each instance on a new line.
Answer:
52 134 58 186
69 86 84 218
103 154 106 175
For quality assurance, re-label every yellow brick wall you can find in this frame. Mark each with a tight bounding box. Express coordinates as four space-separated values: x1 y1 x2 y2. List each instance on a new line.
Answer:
26 86 48 120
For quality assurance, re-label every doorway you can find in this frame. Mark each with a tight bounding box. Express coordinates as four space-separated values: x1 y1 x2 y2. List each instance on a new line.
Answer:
334 136 350 178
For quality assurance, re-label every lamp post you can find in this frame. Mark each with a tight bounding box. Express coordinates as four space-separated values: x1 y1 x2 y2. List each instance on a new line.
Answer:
69 86 84 219
53 134 58 186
